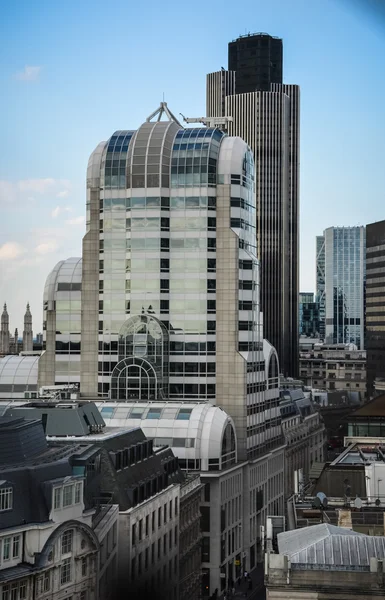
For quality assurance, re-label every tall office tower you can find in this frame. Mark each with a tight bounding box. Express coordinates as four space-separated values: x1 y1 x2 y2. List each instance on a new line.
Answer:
365 220 385 398
316 235 326 340
80 104 282 461
206 35 300 377
0 303 10 354
228 32 283 93
320 226 366 348
22 302 33 352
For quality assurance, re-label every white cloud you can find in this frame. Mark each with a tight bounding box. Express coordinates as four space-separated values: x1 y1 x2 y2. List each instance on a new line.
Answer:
65 216 85 226
34 241 59 255
52 205 72 219
14 65 42 82
0 179 72 205
57 189 70 198
0 242 26 261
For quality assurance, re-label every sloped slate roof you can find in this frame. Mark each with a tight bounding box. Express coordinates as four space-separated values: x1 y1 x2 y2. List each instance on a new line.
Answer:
278 523 385 566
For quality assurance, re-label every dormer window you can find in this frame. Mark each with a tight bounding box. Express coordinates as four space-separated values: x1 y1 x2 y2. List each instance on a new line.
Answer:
0 487 12 512
52 481 83 511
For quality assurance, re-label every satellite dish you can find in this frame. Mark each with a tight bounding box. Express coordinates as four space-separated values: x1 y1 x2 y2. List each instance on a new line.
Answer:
313 497 322 509
317 492 328 508
354 497 363 509
375 499 381 506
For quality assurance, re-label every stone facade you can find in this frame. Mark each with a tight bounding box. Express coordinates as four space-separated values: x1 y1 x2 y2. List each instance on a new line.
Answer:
265 553 385 599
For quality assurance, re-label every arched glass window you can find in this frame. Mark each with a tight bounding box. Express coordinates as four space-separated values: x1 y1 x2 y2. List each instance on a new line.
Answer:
110 315 169 400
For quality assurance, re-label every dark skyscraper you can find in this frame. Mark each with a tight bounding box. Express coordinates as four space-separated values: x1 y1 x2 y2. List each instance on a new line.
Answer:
228 32 283 93
207 33 299 377
366 219 385 398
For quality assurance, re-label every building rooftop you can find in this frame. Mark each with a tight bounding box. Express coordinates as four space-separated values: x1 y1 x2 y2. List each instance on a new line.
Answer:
278 523 385 566
4 401 105 436
349 394 385 419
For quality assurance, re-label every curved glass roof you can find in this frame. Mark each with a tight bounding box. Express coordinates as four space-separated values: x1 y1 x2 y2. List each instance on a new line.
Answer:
0 355 39 396
95 401 237 469
44 257 82 303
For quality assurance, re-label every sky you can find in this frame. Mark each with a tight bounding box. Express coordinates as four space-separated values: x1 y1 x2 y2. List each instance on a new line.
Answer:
1 0 385 331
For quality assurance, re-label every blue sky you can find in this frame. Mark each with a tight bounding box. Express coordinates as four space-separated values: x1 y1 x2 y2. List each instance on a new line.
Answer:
1 0 385 329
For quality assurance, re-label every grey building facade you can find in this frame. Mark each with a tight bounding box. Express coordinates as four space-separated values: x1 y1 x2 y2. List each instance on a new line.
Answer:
206 37 300 378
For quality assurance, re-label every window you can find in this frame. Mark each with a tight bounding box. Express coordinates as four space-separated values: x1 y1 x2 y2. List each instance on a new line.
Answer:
158 507 162 527
3 537 10 561
139 519 143 541
174 498 178 516
169 501 172 520
81 557 87 577
19 583 26 600
80 592 86 600
132 523 136 545
12 536 20 559
152 511 155 532
61 530 73 555
0 487 12 512
75 482 82 504
60 557 72 585
1 584 9 600
40 572 50 593
169 530 172 550
158 538 161 559
53 487 61 509
164 504 167 523
63 485 73 507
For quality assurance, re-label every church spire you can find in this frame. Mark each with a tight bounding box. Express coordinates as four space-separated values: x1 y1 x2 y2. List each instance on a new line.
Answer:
23 302 33 352
0 303 10 354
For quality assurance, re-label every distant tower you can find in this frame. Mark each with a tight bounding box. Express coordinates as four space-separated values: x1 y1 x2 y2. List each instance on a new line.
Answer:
0 303 10 354
11 328 19 355
23 302 33 352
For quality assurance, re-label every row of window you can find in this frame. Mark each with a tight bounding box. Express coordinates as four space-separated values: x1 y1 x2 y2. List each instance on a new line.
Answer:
0 581 26 600
169 383 215 397
238 341 263 352
53 482 82 510
98 234 217 251
60 555 89 585
169 362 215 375
131 552 178 582
231 218 255 231
247 398 279 416
0 534 20 563
131 468 176 508
246 381 266 394
112 440 153 469
132 503 178 545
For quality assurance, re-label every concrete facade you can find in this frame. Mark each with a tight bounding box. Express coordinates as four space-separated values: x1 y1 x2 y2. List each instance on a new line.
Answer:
299 343 366 398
